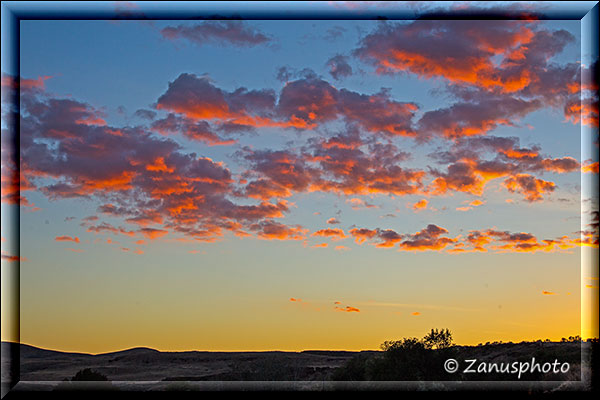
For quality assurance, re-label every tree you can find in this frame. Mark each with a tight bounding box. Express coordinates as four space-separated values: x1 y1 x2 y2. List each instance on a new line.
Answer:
53 368 114 391
71 368 109 381
332 328 457 381
423 328 453 350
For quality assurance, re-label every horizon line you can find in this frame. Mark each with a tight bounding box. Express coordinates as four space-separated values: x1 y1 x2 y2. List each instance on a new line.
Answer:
3 338 592 357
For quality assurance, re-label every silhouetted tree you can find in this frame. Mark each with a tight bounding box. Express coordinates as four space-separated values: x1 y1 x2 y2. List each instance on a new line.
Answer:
423 328 453 350
71 368 108 381
332 328 456 381
331 353 372 381
53 368 115 391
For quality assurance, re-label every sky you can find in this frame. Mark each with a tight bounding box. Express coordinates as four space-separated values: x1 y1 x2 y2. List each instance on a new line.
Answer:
1 1 599 353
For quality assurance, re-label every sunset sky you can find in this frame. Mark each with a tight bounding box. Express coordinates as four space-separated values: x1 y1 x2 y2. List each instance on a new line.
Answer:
1 1 598 354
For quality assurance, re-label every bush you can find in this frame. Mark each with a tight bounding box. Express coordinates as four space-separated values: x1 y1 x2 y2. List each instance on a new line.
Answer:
332 328 456 381
71 368 109 381
53 368 115 391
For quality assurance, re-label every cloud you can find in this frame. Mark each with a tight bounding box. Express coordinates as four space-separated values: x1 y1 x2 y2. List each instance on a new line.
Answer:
327 217 340 225
502 174 555 202
425 136 573 201
355 20 573 95
539 157 580 173
326 54 353 80
335 305 360 312
324 26 347 41
312 228 348 241
151 113 236 145
457 199 486 212
464 228 585 253
239 148 319 200
15 84 312 244
465 231 492 252
398 224 457 251
582 160 599 174
412 199 428 211
55 235 80 243
349 228 378 244
249 220 308 241
344 223 587 253
542 291 556 295
349 227 403 248
134 109 157 121
137 227 169 240
1 74 51 91
417 96 541 139
373 229 404 248
1 252 27 262
161 21 272 47
9 62 584 252
158 74 419 137
355 20 586 136
310 128 425 197
155 73 294 130
238 129 422 200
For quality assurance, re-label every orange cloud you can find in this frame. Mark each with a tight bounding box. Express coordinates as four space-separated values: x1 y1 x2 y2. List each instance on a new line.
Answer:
1 252 28 262
55 235 80 243
138 227 169 240
335 306 360 313
86 223 136 237
412 199 428 211
346 198 377 209
456 199 485 212
349 228 378 244
1 74 51 90
564 96 599 127
312 228 347 241
249 220 307 241
456 206 473 212
542 291 556 295
145 156 175 173
398 224 457 252
582 160 599 174
538 157 580 173
502 174 555 202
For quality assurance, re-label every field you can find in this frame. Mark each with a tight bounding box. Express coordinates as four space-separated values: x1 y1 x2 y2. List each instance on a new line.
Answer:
2 340 595 392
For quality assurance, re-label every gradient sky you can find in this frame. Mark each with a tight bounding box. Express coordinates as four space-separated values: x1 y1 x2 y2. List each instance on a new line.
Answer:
1 2 599 353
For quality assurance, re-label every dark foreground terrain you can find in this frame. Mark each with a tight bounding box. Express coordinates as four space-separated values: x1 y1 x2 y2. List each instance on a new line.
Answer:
1 340 596 392
7 342 366 382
